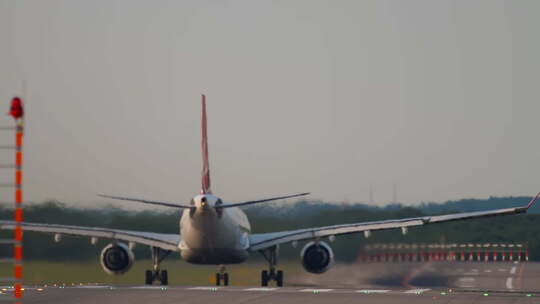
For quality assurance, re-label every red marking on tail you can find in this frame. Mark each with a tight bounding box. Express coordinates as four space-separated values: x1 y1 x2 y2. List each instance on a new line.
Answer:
201 94 211 194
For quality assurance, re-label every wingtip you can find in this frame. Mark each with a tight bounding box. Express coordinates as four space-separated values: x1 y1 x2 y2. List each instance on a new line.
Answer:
293 192 310 198
98 194 120 201
526 192 540 209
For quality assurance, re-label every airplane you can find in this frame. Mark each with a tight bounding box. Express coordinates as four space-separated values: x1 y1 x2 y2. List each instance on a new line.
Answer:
1 94 538 286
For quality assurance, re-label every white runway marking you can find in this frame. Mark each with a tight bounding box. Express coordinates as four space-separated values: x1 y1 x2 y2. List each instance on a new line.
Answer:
300 288 333 293
404 288 430 294
188 287 220 290
357 289 390 294
506 277 513 289
484 270 492 273
456 277 475 288
497 268 507 272
244 288 277 291
77 285 112 289
509 266 517 274
130 286 168 289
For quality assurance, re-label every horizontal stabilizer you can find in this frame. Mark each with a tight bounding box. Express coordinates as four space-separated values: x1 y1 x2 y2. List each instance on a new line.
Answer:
99 192 310 210
98 194 193 209
219 192 310 208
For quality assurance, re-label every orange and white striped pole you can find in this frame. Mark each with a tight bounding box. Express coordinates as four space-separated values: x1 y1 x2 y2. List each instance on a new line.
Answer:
10 96 24 299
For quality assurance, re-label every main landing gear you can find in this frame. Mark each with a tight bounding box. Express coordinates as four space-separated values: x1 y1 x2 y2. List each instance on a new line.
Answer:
145 247 171 285
260 246 283 287
215 265 229 286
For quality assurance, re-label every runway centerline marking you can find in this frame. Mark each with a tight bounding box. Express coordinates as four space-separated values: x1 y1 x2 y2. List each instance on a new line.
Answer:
357 289 390 294
188 287 221 290
509 266 517 274
300 288 333 293
130 286 168 290
244 287 277 291
404 288 430 294
506 277 513 289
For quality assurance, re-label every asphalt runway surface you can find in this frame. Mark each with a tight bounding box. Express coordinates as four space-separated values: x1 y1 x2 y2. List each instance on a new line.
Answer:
7 261 540 304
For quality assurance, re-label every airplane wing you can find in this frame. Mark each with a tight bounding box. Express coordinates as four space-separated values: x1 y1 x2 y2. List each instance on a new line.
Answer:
248 193 539 251
0 221 181 252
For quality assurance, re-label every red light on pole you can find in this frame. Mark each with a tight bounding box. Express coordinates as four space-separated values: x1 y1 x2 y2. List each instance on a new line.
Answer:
9 97 24 120
9 96 24 299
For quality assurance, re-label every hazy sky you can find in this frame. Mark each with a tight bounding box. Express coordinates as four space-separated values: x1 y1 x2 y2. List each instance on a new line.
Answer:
1 0 539 208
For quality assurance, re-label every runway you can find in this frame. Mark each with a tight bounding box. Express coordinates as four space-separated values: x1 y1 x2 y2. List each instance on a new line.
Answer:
8 262 540 304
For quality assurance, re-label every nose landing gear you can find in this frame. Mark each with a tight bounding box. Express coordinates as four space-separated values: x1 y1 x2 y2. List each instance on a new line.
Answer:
145 247 171 285
215 265 229 286
260 246 283 287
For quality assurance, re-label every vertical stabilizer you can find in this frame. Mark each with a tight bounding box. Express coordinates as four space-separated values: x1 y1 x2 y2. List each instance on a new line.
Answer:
201 94 212 194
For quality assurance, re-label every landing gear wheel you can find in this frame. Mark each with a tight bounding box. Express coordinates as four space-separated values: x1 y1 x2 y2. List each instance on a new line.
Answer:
145 247 171 285
215 265 229 286
261 270 269 286
216 273 229 286
160 270 168 286
145 270 153 285
276 270 283 287
259 246 284 287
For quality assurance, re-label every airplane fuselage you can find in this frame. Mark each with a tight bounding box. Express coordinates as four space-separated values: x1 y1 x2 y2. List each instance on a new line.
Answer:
179 194 251 264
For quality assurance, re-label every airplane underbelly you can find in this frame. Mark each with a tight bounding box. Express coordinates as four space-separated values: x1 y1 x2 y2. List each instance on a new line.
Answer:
181 248 248 264
180 212 249 264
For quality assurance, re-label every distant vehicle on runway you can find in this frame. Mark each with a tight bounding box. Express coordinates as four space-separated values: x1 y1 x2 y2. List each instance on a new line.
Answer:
1 95 538 286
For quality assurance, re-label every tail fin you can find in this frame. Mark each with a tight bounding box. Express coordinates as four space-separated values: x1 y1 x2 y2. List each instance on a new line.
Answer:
201 94 212 194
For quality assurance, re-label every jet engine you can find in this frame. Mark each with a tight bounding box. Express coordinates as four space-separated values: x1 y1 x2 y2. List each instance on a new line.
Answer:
300 241 335 274
100 243 135 275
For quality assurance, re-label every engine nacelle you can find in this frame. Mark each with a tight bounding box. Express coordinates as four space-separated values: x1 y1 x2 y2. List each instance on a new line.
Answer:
100 243 135 275
300 241 335 274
